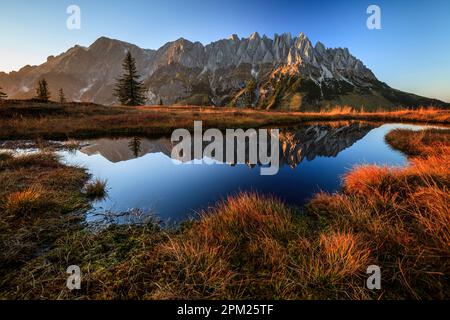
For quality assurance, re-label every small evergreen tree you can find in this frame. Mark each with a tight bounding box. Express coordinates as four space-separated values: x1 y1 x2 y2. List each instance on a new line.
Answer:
159 98 163 106
114 51 147 106
58 88 66 103
128 137 142 158
35 79 51 102
0 87 7 100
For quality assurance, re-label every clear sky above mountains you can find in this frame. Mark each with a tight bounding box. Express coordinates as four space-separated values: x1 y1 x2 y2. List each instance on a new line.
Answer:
0 0 449 101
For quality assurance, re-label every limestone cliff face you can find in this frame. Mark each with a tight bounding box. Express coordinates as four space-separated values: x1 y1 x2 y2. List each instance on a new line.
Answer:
1 34 447 110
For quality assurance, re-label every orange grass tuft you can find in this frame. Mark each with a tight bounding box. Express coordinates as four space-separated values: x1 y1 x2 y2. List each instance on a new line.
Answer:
4 186 44 217
307 128 450 299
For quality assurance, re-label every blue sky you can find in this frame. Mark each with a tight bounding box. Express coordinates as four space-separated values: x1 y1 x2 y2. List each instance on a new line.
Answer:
0 0 449 101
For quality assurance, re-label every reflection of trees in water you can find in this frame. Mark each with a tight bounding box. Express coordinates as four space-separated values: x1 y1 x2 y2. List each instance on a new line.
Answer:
128 137 142 158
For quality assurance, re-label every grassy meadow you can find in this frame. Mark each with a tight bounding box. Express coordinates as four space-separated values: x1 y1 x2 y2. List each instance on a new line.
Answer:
0 100 449 140
0 99 448 300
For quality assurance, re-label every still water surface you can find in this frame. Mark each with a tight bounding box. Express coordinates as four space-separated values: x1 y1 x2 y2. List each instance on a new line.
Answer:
56 122 432 223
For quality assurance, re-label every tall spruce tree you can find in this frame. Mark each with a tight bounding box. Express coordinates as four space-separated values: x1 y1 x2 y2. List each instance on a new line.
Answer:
58 88 66 103
128 137 142 158
0 87 7 100
114 51 147 106
36 79 51 102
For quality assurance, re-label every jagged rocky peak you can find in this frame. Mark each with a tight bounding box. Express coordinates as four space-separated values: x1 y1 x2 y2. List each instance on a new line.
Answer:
88 36 125 53
90 36 113 47
152 31 372 77
315 41 326 55
249 31 261 41
229 34 240 41
160 38 205 68
2 32 448 110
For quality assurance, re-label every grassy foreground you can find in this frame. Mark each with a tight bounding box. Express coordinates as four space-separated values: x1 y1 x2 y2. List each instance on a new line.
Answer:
0 128 448 300
0 100 449 139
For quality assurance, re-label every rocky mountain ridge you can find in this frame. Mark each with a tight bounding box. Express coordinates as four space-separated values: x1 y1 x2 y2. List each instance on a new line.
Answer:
0 33 447 110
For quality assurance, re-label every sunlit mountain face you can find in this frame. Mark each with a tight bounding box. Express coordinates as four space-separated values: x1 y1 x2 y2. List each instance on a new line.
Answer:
1 35 447 110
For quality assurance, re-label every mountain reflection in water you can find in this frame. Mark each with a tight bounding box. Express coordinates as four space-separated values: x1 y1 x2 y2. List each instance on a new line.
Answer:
60 122 420 223
79 122 376 168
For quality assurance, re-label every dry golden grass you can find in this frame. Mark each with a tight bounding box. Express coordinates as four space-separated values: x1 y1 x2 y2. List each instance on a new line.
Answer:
85 179 107 199
308 128 450 299
343 165 394 195
0 152 89 287
4 186 45 217
0 100 448 140
0 190 374 300
0 126 448 300
318 231 371 281
91 192 375 300
386 128 450 156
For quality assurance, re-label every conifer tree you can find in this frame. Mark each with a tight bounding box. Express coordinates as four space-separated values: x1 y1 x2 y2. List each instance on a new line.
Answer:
35 79 51 102
0 87 7 100
59 88 66 103
128 137 142 158
114 51 147 106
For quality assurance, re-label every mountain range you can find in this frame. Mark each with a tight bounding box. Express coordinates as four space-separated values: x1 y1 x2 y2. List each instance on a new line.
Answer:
0 33 447 110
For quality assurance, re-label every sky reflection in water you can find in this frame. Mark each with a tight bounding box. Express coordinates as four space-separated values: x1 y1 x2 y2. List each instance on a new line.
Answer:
59 123 429 223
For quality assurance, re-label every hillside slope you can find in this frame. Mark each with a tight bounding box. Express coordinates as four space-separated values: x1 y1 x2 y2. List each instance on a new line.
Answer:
0 34 448 110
